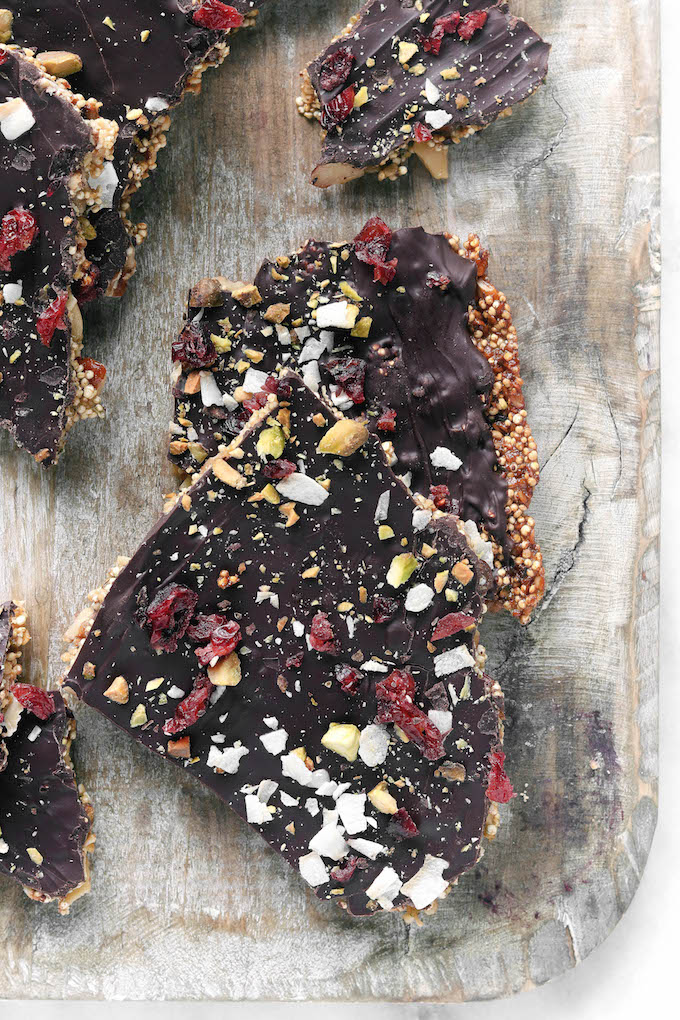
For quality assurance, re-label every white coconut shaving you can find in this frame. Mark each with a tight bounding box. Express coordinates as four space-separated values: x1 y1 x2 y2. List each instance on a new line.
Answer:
433 645 476 677
298 851 329 887
404 583 435 613
430 446 462 471
259 728 288 755
358 724 390 767
401 855 450 909
275 472 329 506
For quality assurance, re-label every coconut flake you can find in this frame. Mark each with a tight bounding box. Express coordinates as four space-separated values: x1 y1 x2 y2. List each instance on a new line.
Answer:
424 78 441 104
145 96 169 112
305 797 320 817
199 370 223 407
309 824 349 861
347 838 387 860
374 490 391 523
401 855 450 909
276 472 329 506
430 446 462 471
358 724 390 767
0 99 35 140
365 866 403 909
259 728 288 754
315 300 357 330
243 367 268 394
207 744 249 774
257 779 278 803
424 109 453 130
88 161 118 209
302 360 321 392
412 507 432 532
298 851 329 887
280 791 299 808
298 337 327 364
428 709 453 734
281 752 314 787
245 793 272 824
463 519 494 567
2 281 22 304
433 646 476 677
336 792 368 835
405 583 435 613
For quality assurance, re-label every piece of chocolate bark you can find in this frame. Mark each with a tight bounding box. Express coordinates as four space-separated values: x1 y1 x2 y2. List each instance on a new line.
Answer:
2 2 272 297
0 602 94 913
297 1 550 187
0 46 115 461
169 220 543 621
64 373 510 917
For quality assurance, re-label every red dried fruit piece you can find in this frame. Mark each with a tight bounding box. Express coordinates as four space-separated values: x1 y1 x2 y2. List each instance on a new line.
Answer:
242 390 269 415
195 619 241 665
309 612 338 654
486 750 515 803
74 266 101 305
0 51 7 66
285 652 304 670
192 0 244 31
389 807 419 838
326 357 366 404
418 11 461 55
36 292 68 347
372 595 399 623
262 458 297 479
354 216 398 285
10 683 55 721
330 855 358 883
0 208 38 270
335 663 362 695
413 122 433 143
431 613 476 642
171 324 217 369
163 675 213 736
319 46 356 91
77 356 106 390
263 375 292 400
321 85 355 128
426 272 451 290
145 583 199 653
429 484 454 512
376 407 397 432
187 613 228 643
376 669 446 761
458 10 489 41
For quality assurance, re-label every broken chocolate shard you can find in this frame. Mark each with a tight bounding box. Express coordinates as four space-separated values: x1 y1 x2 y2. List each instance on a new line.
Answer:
298 0 550 187
0 47 112 461
65 374 503 916
0 602 93 912
169 221 544 621
5 1 272 297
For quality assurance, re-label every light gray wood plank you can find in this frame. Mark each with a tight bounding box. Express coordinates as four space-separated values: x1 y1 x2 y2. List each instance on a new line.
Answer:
0 0 659 1001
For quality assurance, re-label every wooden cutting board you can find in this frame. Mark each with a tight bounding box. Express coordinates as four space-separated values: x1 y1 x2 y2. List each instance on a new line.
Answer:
0 0 659 1001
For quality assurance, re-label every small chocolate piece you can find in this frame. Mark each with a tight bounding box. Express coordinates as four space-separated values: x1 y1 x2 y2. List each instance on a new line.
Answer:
6 1 272 296
65 374 505 917
298 0 550 187
0 47 114 461
0 602 94 912
168 220 544 620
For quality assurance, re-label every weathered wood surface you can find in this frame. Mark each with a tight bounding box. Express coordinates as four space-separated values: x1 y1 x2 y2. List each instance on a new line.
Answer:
0 0 659 1002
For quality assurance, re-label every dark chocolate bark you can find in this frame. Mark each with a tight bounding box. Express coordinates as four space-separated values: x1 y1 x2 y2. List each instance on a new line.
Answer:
66 374 505 916
0 686 93 911
302 0 550 187
170 223 509 562
0 47 95 461
4 2 271 295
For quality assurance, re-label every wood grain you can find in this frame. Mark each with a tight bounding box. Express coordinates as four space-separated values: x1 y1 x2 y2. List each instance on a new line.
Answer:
0 0 659 1001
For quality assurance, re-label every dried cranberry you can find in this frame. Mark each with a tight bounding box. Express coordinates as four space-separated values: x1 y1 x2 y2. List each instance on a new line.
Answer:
309 612 338 654
36 292 68 347
171 324 217 369
74 266 101 305
163 675 213 736
319 46 355 91
389 807 419 838
285 652 304 670
330 856 358 883
10 683 55 721
241 391 269 416
418 12 461 55
263 375 292 400
429 484 454 512
262 459 297 479
321 86 355 128
192 0 244 31
326 357 366 404
458 10 489 41
77 356 106 390
376 669 445 761
335 663 362 695
372 595 399 623
0 208 38 270
431 613 476 642
486 750 515 803
354 217 398 285
145 583 198 653
426 272 451 290
187 613 228 643
0 51 7 66
376 408 397 432
413 122 433 143
195 619 241 665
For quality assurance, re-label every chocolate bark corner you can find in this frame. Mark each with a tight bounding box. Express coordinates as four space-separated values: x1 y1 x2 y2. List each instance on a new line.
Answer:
298 1 550 188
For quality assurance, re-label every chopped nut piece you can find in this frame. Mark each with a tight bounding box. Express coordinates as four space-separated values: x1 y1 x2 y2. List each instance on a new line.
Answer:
183 371 201 395
168 737 191 759
36 51 83 77
321 722 361 762
212 458 247 489
189 277 230 308
0 9 13 44
378 525 395 540
387 552 418 588
256 425 286 460
263 302 291 324
280 501 300 527
301 565 320 579
368 781 398 814
439 762 466 782
452 561 474 585
208 651 241 687
103 676 129 704
318 418 369 457
231 282 262 307
130 704 148 728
